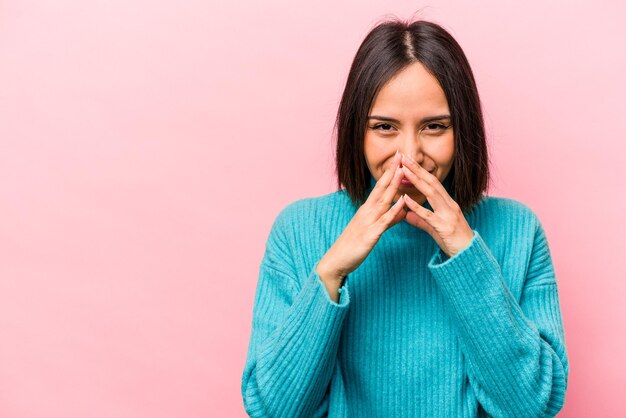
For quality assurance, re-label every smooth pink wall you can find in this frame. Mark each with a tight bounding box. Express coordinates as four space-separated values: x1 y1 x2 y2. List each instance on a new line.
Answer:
1 1 624 417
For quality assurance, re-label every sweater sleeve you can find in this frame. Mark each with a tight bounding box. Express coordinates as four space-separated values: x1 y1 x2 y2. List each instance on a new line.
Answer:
241 208 351 418
427 221 569 417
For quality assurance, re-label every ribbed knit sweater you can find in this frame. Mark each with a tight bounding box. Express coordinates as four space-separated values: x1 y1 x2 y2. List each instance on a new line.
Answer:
241 175 569 417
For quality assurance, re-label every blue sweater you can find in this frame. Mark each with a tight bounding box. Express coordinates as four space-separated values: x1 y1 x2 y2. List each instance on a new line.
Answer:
241 176 569 417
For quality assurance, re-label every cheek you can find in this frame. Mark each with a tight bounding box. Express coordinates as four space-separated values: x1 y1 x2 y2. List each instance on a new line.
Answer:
430 135 455 163
363 136 387 167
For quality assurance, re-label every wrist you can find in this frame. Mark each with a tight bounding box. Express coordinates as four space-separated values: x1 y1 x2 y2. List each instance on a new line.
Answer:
316 257 347 284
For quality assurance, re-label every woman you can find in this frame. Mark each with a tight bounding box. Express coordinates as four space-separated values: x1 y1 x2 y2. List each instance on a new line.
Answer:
241 18 569 417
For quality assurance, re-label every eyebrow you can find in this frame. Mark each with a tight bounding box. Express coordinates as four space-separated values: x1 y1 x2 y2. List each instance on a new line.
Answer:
367 114 451 123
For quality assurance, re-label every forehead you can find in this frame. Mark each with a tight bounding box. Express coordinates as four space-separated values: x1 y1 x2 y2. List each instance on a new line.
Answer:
370 62 449 115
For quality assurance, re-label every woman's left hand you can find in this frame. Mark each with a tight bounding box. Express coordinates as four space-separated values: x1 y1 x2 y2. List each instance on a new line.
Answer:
400 154 475 258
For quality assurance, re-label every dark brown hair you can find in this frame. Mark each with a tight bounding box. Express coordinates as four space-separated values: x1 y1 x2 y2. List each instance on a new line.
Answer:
333 17 491 214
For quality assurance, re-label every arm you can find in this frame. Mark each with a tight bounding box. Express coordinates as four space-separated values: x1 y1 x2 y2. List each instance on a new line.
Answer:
427 220 569 417
241 209 351 418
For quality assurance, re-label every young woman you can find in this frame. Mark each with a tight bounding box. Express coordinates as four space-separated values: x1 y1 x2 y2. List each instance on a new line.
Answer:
241 18 569 417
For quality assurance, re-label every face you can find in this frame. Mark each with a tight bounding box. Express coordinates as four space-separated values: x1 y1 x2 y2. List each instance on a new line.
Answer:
364 61 455 206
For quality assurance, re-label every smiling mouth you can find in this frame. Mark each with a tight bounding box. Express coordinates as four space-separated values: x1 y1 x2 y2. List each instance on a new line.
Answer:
398 169 436 176
399 170 435 186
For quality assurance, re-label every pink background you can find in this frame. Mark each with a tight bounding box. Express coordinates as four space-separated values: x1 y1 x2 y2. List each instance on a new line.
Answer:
1 0 624 416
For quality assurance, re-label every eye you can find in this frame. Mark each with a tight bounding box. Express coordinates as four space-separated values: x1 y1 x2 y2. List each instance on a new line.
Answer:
370 123 396 132
424 123 451 131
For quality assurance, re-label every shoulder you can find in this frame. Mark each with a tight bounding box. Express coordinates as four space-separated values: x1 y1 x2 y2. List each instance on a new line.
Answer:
471 194 543 232
271 189 353 230
266 189 351 244
262 189 351 272
470 196 554 286
474 194 537 215
477 197 557 289
467 195 548 258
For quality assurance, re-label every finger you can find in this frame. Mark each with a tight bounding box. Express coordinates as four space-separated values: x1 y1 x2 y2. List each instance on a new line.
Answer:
369 151 402 200
404 197 437 236
403 192 436 226
403 155 449 198
400 165 433 196
377 194 406 230
400 165 443 213
405 209 435 236
401 155 448 211
380 165 405 207
389 198 408 226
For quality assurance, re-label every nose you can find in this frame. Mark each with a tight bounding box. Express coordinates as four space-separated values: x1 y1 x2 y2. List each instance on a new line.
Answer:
398 132 425 166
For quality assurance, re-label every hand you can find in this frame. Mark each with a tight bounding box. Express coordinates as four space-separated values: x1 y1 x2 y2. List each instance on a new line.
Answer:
317 150 408 280
400 154 474 258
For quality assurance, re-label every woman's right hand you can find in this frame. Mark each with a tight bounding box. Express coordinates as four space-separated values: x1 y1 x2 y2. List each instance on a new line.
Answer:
316 151 408 294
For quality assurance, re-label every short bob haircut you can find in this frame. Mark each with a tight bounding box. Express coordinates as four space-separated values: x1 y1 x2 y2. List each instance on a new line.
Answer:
333 18 491 214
